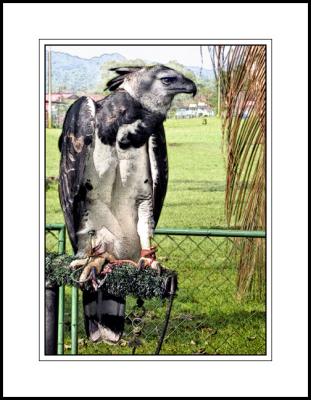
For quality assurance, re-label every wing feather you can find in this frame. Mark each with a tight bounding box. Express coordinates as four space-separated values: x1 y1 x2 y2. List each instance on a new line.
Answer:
148 124 168 227
58 96 96 253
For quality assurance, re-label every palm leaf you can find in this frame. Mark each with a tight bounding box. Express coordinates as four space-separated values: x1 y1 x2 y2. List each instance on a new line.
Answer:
209 45 266 300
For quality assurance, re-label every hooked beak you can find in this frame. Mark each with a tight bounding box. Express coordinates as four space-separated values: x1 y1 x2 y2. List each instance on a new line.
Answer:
170 77 197 97
191 83 197 97
182 76 197 97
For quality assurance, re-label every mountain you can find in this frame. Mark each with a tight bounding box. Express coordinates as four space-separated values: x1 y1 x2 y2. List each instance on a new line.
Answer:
47 51 126 93
186 66 215 81
47 51 215 93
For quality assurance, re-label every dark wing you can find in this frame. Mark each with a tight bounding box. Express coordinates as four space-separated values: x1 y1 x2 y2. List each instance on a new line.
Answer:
58 96 96 254
148 123 169 227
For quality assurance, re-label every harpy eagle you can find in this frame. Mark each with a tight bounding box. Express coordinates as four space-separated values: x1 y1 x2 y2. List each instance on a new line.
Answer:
58 65 197 343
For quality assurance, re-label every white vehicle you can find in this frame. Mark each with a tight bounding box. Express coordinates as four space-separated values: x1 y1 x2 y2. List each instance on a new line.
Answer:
175 105 215 118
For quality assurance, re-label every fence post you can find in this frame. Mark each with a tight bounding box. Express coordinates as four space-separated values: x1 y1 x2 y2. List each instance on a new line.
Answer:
57 226 66 355
57 286 65 354
71 287 78 354
45 283 59 355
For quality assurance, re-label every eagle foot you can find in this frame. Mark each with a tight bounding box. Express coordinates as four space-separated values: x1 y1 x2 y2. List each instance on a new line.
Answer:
69 252 116 289
137 246 162 274
137 258 162 274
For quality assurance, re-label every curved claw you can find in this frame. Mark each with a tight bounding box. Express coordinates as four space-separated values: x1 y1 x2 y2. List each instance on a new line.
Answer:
137 257 147 270
151 260 162 275
69 252 116 289
78 257 107 284
137 257 162 274
69 258 89 270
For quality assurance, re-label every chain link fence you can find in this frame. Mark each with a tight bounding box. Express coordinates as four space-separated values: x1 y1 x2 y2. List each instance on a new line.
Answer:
45 225 266 355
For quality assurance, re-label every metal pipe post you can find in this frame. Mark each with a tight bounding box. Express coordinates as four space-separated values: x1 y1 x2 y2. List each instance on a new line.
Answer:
57 227 66 355
71 286 78 354
45 284 59 355
57 285 64 354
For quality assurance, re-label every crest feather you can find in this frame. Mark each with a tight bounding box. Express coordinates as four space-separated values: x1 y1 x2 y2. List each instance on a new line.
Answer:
105 66 144 91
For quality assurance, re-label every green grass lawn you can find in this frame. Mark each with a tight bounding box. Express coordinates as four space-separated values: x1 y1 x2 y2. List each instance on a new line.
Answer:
46 117 226 228
45 117 266 355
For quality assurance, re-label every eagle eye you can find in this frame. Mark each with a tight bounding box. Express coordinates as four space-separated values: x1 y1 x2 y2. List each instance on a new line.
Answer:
161 77 177 85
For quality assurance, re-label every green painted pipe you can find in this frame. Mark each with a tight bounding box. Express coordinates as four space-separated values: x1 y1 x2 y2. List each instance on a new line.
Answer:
46 224 266 239
71 286 78 355
57 285 64 355
57 227 66 355
58 226 66 254
46 223 65 230
46 223 265 356
154 228 266 238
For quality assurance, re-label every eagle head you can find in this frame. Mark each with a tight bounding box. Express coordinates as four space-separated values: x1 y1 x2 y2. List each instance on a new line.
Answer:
107 65 197 115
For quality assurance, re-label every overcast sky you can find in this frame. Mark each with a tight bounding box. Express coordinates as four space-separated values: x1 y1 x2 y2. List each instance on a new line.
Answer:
50 45 213 69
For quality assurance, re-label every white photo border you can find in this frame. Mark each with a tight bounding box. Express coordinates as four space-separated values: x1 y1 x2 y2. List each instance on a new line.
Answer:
39 38 272 362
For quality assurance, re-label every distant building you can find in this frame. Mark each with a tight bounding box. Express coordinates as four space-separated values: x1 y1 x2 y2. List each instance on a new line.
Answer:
175 108 192 118
175 102 215 119
45 93 79 103
88 94 105 102
196 102 215 117
45 93 79 128
45 93 108 128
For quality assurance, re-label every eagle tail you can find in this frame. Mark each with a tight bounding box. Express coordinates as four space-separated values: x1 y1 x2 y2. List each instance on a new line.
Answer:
83 290 125 344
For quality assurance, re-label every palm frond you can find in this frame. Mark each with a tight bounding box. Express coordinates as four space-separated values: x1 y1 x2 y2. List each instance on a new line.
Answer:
210 45 266 300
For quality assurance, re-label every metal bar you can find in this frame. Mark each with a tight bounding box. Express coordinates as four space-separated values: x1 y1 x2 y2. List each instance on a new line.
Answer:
71 286 78 355
46 223 65 230
57 227 66 355
46 223 264 356
155 293 175 355
58 226 66 254
46 224 265 239
154 228 266 238
57 285 64 355
155 274 177 355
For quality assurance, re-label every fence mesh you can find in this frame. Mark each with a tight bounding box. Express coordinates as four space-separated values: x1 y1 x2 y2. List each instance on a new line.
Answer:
45 229 61 253
45 227 266 355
